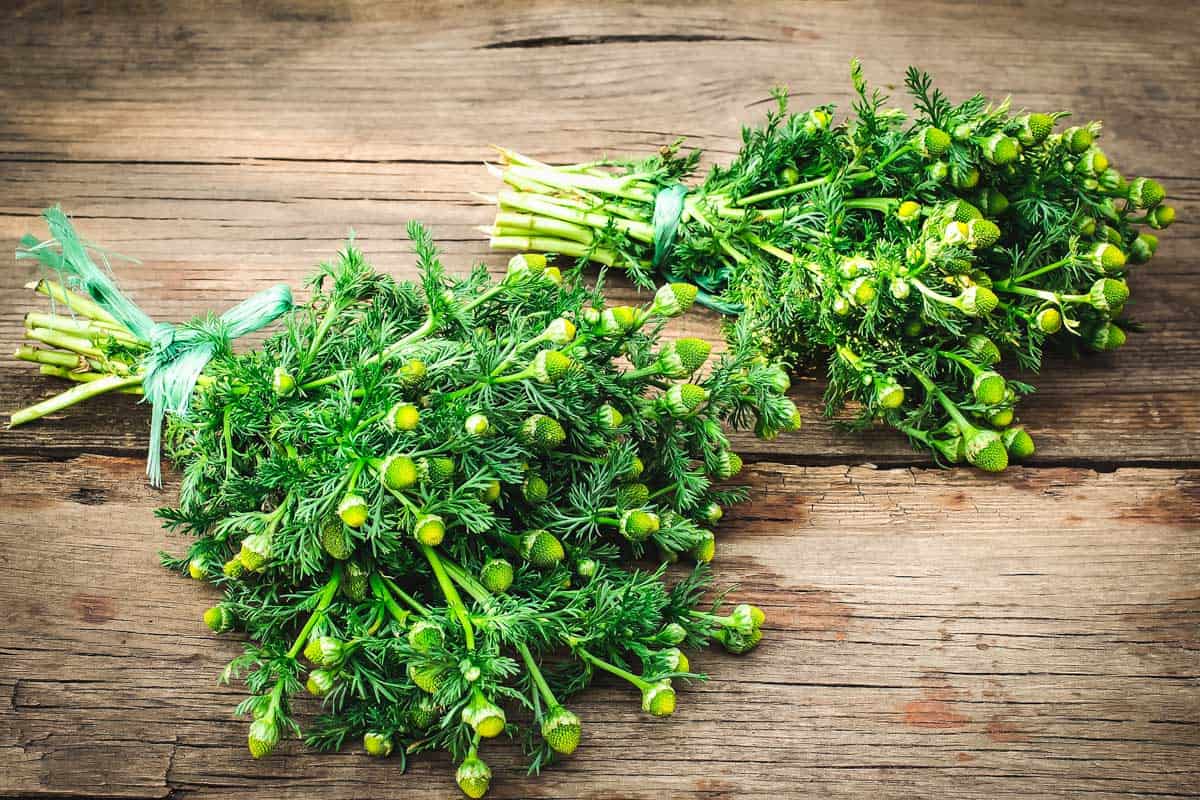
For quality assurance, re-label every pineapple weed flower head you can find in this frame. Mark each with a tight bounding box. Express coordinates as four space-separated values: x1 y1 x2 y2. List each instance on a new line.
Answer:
484 62 1176 473
5 220 794 797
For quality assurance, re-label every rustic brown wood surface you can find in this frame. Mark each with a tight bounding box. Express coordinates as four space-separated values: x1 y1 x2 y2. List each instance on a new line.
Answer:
0 2 1196 799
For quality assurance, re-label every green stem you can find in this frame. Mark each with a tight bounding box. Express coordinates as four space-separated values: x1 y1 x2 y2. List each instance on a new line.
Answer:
9 373 144 427
369 573 414 625
573 646 649 690
909 368 977 434
286 564 344 659
1011 256 1071 285
518 641 559 708
382 575 433 617
421 544 475 651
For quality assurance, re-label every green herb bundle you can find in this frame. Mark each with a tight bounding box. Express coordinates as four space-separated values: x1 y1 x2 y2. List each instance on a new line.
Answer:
482 62 1175 471
10 210 796 797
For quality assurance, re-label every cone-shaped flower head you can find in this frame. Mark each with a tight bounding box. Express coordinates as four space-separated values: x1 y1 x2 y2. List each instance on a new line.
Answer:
397 358 427 389
464 413 490 437
343 561 369 601
1087 322 1127 352
965 429 1009 472
305 668 336 697
271 366 296 396
1126 177 1165 209
338 493 369 528
619 509 661 542
384 401 420 431
407 663 445 694
1002 426 1036 460
1035 306 1062 334
1090 242 1127 273
663 383 708 417
897 200 922 223
320 517 352 560
1064 125 1093 153
413 514 446 546
927 160 949 182
976 187 1010 216
988 407 1015 428
543 317 576 345
456 755 492 799
626 455 645 480
504 252 546 283
731 602 767 632
967 218 1001 249
363 731 392 758
222 557 246 579
1148 205 1175 230
519 414 567 450
652 282 698 317
875 378 906 409
380 454 419 491
1090 278 1129 314
958 286 999 317
238 533 272 572
718 626 764 654
596 403 624 430
664 647 690 673
714 450 744 481
966 334 1001 365
480 479 501 504
657 338 712 378
408 695 440 729
541 705 582 755
691 529 716 563
417 456 456 483
187 557 206 580
532 349 572 384
1016 112 1054 146
247 718 279 759
599 305 639 335
952 164 981 190
914 126 951 157
1078 147 1109 176
980 133 1021 165
660 622 688 645
521 473 550 504
615 482 650 509
408 619 445 653
641 680 677 717
204 605 234 633
972 371 1007 406
304 635 345 667
1129 233 1158 264
702 502 724 525
521 529 565 568
480 558 514 593
462 692 507 738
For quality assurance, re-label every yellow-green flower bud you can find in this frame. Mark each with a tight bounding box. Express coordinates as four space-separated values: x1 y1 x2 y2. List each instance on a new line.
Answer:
271 366 296 396
1148 205 1175 230
521 529 565 568
305 668 336 697
619 509 660 542
652 282 699 317
691 529 716 563
462 692 506 738
641 680 677 717
544 317 576 344
396 358 427 389
247 718 279 759
972 371 1007 406
1015 113 1054 146
713 449 743 480
541 705 582 755
519 414 567 450
965 429 1009 472
875 378 905 409
914 126 951 157
413 514 446 546
187 557 206 580
338 493 369 528
597 403 624 430
522 473 550 504
480 558 514 593
304 635 345 667
532 349 572 384
384 401 420 431
238 533 271 572
380 454 418 491
363 731 392 757
1002 426 1036 460
897 200 922 223
464 413 490 437
1035 306 1062 334
456 755 492 799
663 383 708 417
203 605 234 633
980 133 1021 165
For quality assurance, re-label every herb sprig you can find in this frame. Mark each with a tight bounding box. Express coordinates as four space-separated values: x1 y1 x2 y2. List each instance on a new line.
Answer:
9 212 795 797
482 62 1175 471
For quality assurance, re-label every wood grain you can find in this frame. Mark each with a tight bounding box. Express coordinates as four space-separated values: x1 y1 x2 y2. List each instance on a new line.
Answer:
0 456 1196 799
0 1 1197 799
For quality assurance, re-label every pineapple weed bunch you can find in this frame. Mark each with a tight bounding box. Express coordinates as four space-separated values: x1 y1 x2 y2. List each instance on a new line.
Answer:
9 218 794 796
482 62 1175 472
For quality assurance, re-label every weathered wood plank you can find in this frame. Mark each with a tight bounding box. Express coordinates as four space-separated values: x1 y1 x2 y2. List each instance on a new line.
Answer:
0 455 1196 799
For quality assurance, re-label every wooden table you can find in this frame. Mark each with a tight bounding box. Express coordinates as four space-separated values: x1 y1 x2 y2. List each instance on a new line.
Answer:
2 2 1197 798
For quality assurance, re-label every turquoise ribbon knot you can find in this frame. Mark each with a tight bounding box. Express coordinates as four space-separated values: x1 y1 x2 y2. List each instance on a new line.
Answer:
18 207 293 487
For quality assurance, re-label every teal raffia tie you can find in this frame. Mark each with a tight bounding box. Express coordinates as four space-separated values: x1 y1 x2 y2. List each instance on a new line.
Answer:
17 206 293 487
651 184 744 315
